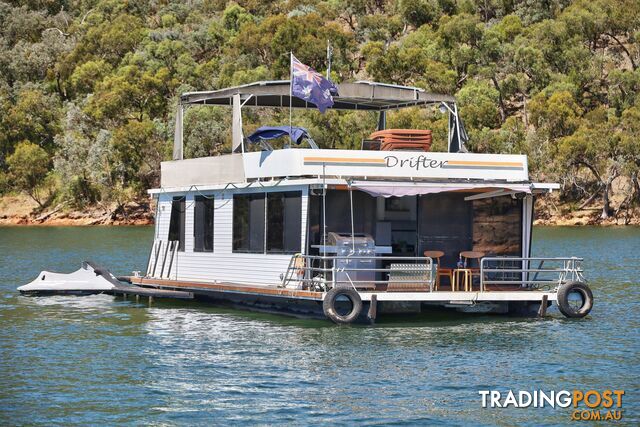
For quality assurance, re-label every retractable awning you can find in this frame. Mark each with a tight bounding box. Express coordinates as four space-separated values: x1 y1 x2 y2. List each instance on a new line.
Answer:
351 182 533 198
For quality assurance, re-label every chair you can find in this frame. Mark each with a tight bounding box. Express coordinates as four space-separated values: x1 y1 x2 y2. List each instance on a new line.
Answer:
459 250 485 291
423 250 452 291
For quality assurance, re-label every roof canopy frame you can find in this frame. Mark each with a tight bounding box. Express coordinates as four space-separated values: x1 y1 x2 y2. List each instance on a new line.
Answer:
173 80 463 160
180 80 456 110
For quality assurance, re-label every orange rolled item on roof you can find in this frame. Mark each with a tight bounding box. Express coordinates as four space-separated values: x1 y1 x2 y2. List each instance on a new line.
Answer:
368 129 432 152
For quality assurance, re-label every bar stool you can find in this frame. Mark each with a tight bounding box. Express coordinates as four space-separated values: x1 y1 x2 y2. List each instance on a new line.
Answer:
423 250 452 291
459 250 485 291
452 268 472 291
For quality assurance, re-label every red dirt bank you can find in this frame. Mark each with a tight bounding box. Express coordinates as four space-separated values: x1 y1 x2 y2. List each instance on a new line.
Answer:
1 194 638 226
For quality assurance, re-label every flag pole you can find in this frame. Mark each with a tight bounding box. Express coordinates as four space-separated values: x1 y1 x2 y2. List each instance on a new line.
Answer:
326 40 332 80
289 51 293 148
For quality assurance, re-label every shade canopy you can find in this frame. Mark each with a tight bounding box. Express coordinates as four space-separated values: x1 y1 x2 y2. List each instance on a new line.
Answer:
247 126 311 145
352 182 532 198
180 80 456 111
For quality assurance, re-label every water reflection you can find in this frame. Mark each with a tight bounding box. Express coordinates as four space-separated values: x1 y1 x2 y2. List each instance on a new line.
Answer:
1 226 639 425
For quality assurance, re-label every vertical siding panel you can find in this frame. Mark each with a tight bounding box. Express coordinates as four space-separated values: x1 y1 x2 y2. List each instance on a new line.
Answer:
184 193 194 253
152 197 160 240
156 194 172 241
216 191 233 254
159 184 308 286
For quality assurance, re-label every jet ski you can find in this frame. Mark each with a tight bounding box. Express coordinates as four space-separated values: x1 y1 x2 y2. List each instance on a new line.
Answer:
18 261 123 295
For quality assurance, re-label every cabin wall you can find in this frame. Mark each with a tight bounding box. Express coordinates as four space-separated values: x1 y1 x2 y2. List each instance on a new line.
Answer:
155 195 173 242
161 155 245 188
472 196 523 256
154 185 308 286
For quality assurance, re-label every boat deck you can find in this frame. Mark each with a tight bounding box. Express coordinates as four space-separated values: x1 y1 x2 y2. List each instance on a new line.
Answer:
111 282 195 299
128 277 557 303
131 277 323 300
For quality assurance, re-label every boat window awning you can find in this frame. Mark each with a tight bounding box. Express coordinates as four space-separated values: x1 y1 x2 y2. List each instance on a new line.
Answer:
351 182 534 198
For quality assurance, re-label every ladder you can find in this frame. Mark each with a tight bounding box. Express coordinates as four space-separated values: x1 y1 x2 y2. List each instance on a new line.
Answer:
146 239 179 279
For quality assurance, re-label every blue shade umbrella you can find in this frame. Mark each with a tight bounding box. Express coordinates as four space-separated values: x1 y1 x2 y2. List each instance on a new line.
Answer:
247 126 312 146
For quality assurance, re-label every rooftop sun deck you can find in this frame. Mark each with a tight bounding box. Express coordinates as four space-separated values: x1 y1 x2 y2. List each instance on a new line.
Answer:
160 80 557 194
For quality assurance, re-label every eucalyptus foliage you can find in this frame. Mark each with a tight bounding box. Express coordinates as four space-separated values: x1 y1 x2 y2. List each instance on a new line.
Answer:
0 0 638 218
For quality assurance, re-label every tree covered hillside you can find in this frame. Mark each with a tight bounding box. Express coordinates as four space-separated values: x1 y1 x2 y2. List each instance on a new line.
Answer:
0 1 639 222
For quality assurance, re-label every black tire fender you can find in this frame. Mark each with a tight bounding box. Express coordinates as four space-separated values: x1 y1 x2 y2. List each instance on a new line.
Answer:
323 287 362 324
557 281 593 318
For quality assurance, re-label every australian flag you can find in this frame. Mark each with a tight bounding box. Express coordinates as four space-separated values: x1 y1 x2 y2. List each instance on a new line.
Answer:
291 54 338 113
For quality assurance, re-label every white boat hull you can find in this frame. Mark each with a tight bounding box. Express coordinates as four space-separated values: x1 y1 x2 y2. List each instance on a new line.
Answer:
18 262 119 294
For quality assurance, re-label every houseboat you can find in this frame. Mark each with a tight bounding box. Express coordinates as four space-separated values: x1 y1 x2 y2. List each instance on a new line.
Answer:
21 80 594 323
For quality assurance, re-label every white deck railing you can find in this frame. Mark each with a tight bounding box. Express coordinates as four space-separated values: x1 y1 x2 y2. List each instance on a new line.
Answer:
480 257 585 291
281 254 434 291
282 254 585 293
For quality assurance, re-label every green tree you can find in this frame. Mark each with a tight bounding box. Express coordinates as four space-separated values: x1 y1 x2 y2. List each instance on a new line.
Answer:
456 80 500 130
53 104 112 207
222 2 254 33
183 106 231 157
69 13 145 66
85 65 170 125
70 60 112 94
6 141 51 207
558 111 622 219
0 170 8 194
4 85 61 152
110 119 162 190
0 0 639 222
619 107 640 205
436 13 483 85
529 90 582 139
399 0 441 28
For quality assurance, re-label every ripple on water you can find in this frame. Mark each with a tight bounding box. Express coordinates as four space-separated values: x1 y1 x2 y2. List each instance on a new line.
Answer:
0 226 639 425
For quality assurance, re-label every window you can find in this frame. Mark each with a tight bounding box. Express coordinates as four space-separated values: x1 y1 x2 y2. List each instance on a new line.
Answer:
233 191 302 254
307 190 376 253
233 193 265 253
168 196 185 251
194 196 214 252
267 192 302 253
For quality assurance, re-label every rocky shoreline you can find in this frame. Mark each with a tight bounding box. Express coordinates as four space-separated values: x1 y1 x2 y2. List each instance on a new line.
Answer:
534 197 640 226
0 196 154 226
1 195 638 227
1 209 638 227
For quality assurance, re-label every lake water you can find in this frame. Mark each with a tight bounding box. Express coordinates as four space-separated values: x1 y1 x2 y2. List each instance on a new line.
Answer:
0 226 638 425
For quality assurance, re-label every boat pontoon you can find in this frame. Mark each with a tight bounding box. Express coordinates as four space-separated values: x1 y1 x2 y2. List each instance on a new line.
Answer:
21 80 593 323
